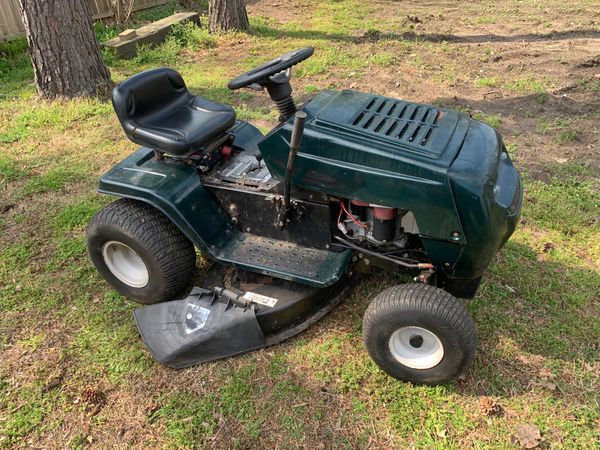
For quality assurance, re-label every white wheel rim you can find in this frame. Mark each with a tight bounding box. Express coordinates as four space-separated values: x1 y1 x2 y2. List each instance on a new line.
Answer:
388 326 444 370
101 241 149 288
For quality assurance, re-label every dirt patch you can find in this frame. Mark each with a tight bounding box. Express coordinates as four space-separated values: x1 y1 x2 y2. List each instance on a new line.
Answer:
248 0 600 179
246 0 312 24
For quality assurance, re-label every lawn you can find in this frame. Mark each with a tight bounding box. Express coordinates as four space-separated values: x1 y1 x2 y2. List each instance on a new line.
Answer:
0 0 599 448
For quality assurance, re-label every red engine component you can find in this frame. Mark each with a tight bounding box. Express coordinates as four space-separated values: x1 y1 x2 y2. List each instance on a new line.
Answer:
221 144 233 160
345 200 399 243
373 206 397 220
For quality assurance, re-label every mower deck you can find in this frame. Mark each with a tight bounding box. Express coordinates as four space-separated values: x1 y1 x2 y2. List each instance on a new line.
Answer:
134 263 354 368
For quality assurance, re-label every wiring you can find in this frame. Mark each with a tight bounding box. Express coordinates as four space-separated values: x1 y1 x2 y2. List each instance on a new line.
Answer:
383 248 428 257
339 200 368 229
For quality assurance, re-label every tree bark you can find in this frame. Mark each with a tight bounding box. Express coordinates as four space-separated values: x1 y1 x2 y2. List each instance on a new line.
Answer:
208 0 249 33
18 0 112 99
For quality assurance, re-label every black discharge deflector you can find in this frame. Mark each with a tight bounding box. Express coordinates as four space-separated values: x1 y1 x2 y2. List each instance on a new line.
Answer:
133 287 266 368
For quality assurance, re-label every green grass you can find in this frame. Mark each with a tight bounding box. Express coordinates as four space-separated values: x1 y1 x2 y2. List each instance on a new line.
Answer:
169 21 216 51
0 386 53 446
0 100 111 144
507 76 549 94
21 168 85 196
1 0 599 448
149 390 217 448
556 130 578 145
370 53 396 66
536 117 580 145
69 291 152 383
577 76 600 94
475 76 499 87
50 196 106 232
0 154 27 185
473 112 502 128
0 37 33 91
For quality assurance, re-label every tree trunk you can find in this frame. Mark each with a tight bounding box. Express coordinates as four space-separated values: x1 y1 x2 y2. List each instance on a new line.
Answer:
17 0 112 99
208 0 249 33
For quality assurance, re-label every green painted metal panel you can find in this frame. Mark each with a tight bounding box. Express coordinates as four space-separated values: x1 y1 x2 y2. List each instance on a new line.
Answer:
96 121 352 287
258 90 522 279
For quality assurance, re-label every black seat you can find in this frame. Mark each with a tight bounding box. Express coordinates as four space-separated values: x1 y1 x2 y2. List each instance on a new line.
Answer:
112 68 236 157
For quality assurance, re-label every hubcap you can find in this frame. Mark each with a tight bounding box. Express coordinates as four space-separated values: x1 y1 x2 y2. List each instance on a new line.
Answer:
388 326 444 370
101 241 149 288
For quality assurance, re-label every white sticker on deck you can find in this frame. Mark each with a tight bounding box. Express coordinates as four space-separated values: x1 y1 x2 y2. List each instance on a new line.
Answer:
241 292 278 308
183 303 211 334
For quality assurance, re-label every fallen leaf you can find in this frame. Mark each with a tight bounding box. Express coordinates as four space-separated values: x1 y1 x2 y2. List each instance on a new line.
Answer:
479 396 504 417
513 424 542 448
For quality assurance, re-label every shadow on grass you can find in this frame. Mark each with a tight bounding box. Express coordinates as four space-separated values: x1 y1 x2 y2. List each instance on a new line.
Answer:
252 25 600 45
434 93 600 120
462 239 599 394
306 238 599 398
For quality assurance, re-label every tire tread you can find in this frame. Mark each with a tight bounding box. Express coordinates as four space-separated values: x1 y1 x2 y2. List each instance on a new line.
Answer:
362 283 477 384
87 198 196 302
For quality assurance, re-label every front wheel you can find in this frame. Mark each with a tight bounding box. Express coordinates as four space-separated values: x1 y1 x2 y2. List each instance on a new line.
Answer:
86 199 196 304
362 284 476 385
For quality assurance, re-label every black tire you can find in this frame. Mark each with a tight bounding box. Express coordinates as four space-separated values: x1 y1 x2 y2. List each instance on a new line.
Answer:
362 284 476 385
86 198 196 304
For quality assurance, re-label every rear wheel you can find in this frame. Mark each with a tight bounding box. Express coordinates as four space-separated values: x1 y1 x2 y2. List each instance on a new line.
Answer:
362 284 476 385
86 199 196 304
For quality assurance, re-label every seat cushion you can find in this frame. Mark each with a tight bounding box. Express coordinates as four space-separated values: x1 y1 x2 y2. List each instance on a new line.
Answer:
112 68 236 156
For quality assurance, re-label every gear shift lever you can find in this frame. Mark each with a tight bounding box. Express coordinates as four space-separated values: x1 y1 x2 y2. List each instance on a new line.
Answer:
254 151 263 170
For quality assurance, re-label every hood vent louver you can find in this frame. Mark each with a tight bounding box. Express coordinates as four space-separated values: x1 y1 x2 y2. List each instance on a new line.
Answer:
351 98 441 148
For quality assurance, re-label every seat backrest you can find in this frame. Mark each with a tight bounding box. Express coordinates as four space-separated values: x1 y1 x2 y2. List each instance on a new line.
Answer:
112 68 192 134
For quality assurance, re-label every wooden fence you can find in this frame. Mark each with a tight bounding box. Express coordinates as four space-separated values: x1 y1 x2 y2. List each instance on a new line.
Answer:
0 0 170 41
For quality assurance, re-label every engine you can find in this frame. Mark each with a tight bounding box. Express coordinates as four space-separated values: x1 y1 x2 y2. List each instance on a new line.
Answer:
336 199 420 251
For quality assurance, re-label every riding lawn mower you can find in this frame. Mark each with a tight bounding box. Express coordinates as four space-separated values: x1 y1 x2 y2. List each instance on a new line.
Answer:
86 47 522 385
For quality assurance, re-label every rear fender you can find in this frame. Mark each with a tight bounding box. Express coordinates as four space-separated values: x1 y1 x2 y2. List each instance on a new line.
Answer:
98 147 237 257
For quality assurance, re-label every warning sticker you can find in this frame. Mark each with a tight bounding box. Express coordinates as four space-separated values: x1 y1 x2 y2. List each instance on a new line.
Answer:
241 292 278 308
183 303 211 334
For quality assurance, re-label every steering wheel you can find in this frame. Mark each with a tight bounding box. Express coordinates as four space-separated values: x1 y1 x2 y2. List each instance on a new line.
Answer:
227 47 314 90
